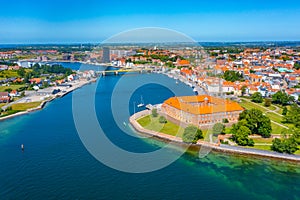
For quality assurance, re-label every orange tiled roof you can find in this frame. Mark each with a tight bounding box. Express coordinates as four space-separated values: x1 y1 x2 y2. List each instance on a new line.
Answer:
163 95 244 115
223 81 235 87
181 68 192 75
177 60 190 65
30 78 41 84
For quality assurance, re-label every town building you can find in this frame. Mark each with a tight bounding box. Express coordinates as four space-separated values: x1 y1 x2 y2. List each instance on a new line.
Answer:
0 92 10 103
102 47 110 63
161 95 244 127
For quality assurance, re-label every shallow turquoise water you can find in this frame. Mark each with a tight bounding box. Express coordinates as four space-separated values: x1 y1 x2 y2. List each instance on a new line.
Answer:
0 64 300 199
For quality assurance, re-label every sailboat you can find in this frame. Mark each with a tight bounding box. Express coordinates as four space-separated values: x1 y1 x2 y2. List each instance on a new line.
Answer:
137 96 145 108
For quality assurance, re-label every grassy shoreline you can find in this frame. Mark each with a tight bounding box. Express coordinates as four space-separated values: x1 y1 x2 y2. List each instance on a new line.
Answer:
137 114 300 155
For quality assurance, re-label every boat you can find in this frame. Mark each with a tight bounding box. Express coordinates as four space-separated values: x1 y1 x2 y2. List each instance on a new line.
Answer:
176 80 179 84
137 96 145 108
137 103 144 108
123 122 127 126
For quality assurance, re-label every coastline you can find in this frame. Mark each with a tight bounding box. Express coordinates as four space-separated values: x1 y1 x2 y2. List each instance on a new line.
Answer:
129 110 300 163
0 78 97 121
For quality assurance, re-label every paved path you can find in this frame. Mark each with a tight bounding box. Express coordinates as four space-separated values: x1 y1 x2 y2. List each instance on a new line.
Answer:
242 98 283 116
241 98 288 129
271 120 289 129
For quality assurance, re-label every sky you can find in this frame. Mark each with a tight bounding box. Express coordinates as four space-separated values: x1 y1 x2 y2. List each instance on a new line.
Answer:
1 0 300 43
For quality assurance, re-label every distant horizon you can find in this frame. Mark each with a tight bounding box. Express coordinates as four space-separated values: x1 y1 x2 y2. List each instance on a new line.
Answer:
1 40 300 45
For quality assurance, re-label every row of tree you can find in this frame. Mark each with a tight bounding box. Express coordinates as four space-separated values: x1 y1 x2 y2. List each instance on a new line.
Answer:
271 129 300 154
17 64 73 84
251 91 295 106
272 91 294 106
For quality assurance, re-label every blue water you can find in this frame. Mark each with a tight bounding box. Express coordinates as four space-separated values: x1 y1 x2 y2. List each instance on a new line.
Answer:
0 63 300 199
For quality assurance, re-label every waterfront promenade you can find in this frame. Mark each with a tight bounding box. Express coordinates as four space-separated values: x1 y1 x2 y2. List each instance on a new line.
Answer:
129 110 300 162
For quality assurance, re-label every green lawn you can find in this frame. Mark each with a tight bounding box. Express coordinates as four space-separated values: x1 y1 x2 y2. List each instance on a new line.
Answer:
265 112 283 124
0 84 26 92
258 103 277 111
249 145 272 151
271 122 288 135
274 105 284 115
252 138 273 143
0 70 19 78
11 102 41 111
239 99 290 134
240 100 283 124
0 101 41 118
0 110 20 117
137 115 184 137
239 99 269 112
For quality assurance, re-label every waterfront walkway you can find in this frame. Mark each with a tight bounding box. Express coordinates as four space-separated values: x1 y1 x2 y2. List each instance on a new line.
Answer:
129 110 300 162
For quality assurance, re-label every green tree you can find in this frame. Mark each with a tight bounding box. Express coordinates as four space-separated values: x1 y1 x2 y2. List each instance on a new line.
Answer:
282 106 288 116
4 88 12 93
272 91 293 106
241 86 247 96
159 116 167 124
222 118 229 123
264 98 272 107
294 62 300 70
291 128 300 145
24 72 31 83
239 109 272 138
182 125 204 144
151 109 158 118
284 104 300 127
223 70 244 82
232 125 254 146
17 68 26 77
251 92 263 103
271 137 299 154
212 123 225 135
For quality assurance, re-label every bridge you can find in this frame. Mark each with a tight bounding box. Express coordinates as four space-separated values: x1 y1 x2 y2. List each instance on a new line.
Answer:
97 68 154 76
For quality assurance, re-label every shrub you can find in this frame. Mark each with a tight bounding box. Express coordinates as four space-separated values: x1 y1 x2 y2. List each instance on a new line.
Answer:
212 123 225 135
282 107 288 116
222 118 229 123
159 116 167 124
182 125 203 144
264 98 272 107
151 109 158 117
251 92 263 103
